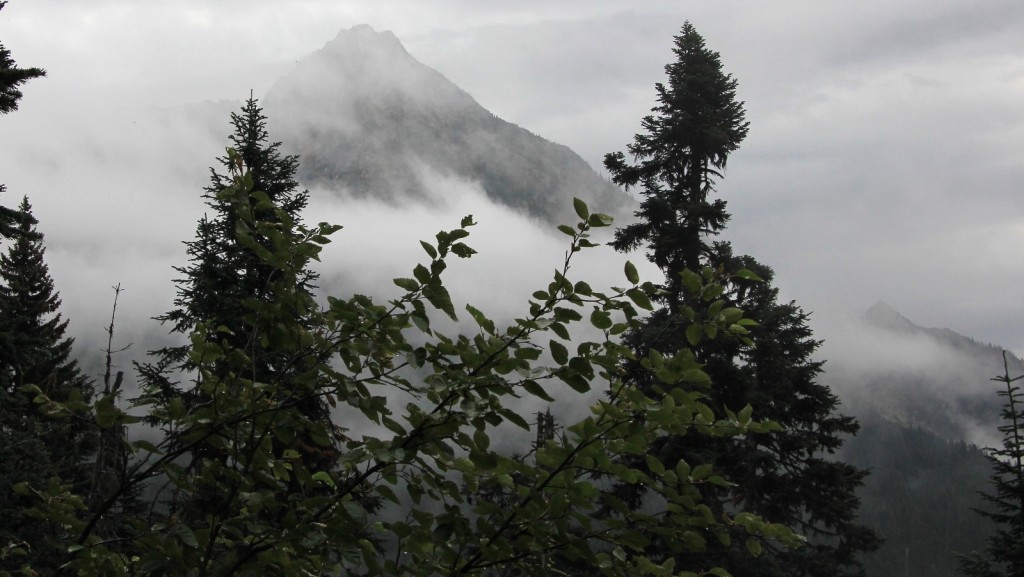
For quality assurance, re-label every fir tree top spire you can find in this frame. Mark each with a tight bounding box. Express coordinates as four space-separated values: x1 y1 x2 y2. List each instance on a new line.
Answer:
0 196 71 392
0 1 46 240
605 22 879 576
0 1 45 115
607 21 748 287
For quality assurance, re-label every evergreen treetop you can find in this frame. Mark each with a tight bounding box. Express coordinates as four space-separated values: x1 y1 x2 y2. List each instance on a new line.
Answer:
0 197 88 405
606 22 878 577
0 1 45 116
607 21 748 294
158 96 314 358
0 1 45 241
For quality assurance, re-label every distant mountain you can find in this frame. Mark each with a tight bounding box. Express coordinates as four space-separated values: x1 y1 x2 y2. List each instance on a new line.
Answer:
829 302 1016 577
837 300 1017 445
262 24 632 224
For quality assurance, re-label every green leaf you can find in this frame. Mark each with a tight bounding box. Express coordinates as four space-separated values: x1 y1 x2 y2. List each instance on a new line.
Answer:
626 288 653 311
680 268 702 294
451 242 477 258
413 264 432 284
573 197 590 220
720 307 744 324
473 427 490 451
680 368 711 386
590 309 613 330
733 268 763 282
685 323 702 346
645 454 666 475
559 371 591 393
574 281 593 295
738 404 753 424
393 277 419 292
423 283 458 321
470 450 498 470
550 339 569 366
523 379 555 402
624 261 640 285
550 322 571 341
420 240 438 259
557 224 576 237
312 471 336 489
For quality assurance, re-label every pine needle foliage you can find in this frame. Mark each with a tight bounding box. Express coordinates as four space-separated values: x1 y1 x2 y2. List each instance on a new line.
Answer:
0 197 94 575
0 1 45 241
605 22 879 577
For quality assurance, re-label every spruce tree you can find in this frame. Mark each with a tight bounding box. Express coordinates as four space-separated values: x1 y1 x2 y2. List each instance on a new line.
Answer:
0 1 45 240
0 196 94 573
0 196 94 470
960 351 1024 577
137 97 342 502
605 22 879 576
0 1 44 116
606 21 747 306
157 96 316 363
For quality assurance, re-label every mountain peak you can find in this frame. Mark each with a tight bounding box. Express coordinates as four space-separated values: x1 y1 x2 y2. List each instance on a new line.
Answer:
328 24 406 54
264 26 631 223
864 301 918 332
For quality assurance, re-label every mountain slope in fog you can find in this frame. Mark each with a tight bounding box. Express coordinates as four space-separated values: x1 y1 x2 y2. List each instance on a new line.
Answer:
829 302 1014 577
262 24 632 224
831 300 1017 446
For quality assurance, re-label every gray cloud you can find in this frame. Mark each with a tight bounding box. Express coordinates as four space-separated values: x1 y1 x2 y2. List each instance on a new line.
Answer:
1 1 1023 391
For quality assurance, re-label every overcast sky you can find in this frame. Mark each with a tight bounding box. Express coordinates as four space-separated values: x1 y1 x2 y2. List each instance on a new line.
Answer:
2 0 1024 372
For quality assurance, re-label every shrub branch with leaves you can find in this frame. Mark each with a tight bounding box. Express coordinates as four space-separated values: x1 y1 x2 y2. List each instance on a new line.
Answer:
17 149 798 577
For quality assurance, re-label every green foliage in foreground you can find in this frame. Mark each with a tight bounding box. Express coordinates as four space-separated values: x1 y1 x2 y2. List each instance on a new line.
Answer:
12 153 799 577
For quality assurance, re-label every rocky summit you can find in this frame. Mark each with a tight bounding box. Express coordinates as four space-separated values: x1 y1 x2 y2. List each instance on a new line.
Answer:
263 24 632 224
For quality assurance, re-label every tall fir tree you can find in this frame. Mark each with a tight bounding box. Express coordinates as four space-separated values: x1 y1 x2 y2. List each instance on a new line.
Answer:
0 196 94 472
0 1 44 116
157 96 316 366
0 1 45 241
959 351 1024 577
605 22 879 577
136 97 342 507
0 196 94 574
606 21 746 309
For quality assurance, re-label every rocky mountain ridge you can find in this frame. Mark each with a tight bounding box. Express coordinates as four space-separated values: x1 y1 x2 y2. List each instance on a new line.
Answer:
262 24 632 224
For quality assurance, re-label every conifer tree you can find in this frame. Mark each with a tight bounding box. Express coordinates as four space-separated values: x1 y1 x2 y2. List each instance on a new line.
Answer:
0 196 93 469
959 351 1024 577
0 1 45 241
605 22 879 576
0 196 94 573
0 1 44 116
155 96 316 367
137 97 342 503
